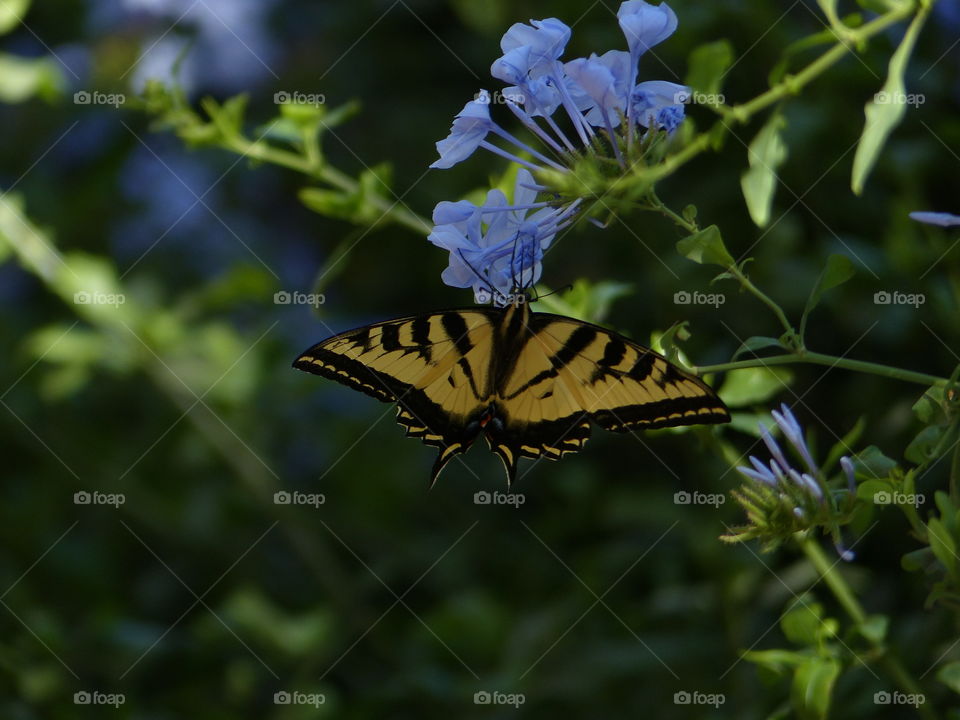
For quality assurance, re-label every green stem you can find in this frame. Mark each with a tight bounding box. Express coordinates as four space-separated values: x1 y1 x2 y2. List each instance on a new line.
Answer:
697 353 948 387
801 538 936 720
725 4 917 125
224 135 432 236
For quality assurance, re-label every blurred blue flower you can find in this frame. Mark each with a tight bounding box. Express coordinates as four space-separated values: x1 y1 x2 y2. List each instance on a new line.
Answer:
909 211 960 227
91 0 280 94
428 170 580 304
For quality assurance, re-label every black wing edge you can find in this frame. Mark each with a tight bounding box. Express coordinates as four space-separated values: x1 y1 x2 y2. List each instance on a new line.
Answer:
294 342 486 487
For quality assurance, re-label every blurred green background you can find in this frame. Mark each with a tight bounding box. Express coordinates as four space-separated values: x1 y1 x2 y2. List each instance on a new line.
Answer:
2 0 959 717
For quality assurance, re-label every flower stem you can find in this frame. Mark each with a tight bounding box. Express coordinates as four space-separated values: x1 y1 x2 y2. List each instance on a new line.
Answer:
801 537 936 720
697 353 948 387
224 134 433 236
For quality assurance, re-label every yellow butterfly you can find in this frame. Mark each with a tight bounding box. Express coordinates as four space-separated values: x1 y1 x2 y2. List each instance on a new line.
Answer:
294 295 728 485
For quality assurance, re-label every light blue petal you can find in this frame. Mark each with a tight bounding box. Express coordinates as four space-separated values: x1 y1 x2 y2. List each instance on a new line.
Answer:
909 211 960 227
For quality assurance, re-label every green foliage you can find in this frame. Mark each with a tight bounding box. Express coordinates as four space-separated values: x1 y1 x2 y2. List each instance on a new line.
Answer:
740 112 788 228
1 1 957 718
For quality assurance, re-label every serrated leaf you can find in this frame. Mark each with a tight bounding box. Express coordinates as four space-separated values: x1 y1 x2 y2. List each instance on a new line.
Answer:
800 254 855 338
851 8 930 194
791 657 840 720
936 661 960 695
741 113 788 228
684 40 734 96
676 225 734 268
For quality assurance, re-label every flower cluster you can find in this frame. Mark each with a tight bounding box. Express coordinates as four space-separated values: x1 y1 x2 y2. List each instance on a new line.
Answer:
722 404 857 559
428 1 689 304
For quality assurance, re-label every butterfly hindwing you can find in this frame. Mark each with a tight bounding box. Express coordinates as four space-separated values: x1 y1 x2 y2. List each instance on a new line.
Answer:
293 310 501 483
484 309 729 481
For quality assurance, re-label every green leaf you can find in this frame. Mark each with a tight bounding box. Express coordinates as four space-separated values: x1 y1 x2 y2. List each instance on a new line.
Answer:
732 336 784 360
936 660 960 695
927 517 958 578
854 446 898 478
532 279 633 324
0 0 30 35
791 657 840 720
905 425 944 465
901 547 933 572
781 598 825 646
719 367 792 408
684 40 734 97
851 8 930 194
298 163 393 225
740 112 788 228
800 254 855 339
676 225 734 268
913 385 945 424
858 614 888 645
727 411 779 438
654 321 691 368
742 648 809 675
856 478 893 503
0 53 63 103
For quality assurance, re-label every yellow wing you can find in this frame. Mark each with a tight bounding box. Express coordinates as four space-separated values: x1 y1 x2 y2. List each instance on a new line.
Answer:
293 310 498 483
484 310 729 482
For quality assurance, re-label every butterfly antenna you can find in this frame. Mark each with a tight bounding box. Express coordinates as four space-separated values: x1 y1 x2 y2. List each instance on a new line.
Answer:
456 250 496 299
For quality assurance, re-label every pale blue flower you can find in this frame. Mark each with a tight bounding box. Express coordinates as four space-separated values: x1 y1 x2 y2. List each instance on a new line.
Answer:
499 17 571 70
631 80 689 132
910 211 960 227
428 170 580 304
617 0 678 64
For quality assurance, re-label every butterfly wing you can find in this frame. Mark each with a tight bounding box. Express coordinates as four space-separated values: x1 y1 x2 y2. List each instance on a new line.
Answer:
293 310 498 483
486 310 729 482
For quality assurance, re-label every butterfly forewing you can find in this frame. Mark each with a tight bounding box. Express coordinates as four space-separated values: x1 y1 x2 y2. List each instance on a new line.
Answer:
294 311 497 467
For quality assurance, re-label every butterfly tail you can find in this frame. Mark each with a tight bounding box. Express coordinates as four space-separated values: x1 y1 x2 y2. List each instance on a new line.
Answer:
429 442 467 489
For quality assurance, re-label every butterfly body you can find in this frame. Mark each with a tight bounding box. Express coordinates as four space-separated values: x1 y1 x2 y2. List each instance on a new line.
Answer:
294 296 729 485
